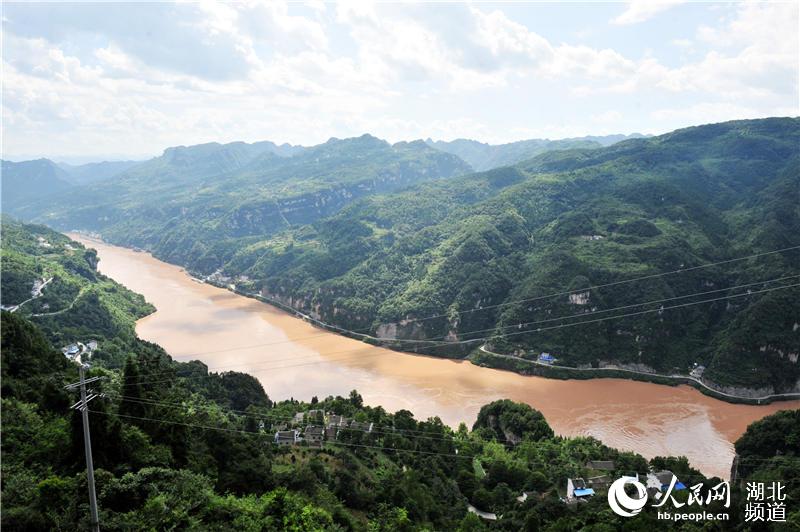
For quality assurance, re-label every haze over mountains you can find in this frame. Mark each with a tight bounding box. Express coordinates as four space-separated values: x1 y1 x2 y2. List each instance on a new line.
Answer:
0 133 641 210
3 118 798 394
426 133 645 171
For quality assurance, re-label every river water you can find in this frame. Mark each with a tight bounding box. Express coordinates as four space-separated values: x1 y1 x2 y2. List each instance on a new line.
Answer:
71 234 798 479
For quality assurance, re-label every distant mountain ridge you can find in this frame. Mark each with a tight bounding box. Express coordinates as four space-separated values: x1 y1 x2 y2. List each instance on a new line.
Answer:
426 133 647 171
1 132 641 210
5 119 798 393
56 160 141 185
1 159 73 211
50 117 792 395
7 134 473 269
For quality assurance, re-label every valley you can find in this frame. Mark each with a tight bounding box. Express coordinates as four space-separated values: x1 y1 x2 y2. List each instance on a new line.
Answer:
71 233 800 480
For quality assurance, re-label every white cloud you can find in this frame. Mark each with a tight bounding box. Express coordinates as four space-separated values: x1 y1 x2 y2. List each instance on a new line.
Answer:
0 1 796 158
592 110 624 124
650 101 797 126
612 0 685 25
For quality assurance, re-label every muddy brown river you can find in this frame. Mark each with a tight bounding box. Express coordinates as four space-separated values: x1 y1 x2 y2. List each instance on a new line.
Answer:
71 234 799 479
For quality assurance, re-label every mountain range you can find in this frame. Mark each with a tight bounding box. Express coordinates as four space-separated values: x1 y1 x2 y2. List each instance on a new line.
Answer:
425 133 645 171
3 118 798 393
1 219 796 529
0 133 637 211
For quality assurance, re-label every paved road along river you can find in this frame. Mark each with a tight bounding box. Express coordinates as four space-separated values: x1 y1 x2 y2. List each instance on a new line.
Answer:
71 234 799 479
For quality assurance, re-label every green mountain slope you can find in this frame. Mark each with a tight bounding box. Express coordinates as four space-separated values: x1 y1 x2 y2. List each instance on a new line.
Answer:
1 211 796 530
12 135 472 268
0 217 155 355
1 159 73 211
210 118 799 393
8 119 799 393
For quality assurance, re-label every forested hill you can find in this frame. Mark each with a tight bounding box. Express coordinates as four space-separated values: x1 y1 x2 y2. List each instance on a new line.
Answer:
0 217 154 355
166 117 797 394
8 118 800 393
1 159 73 210
8 135 472 260
2 222 797 529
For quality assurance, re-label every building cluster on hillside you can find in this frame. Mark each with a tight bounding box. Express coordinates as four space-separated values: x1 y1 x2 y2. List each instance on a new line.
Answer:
61 340 99 362
565 460 687 505
273 410 374 448
690 363 706 379
206 269 232 285
568 291 591 305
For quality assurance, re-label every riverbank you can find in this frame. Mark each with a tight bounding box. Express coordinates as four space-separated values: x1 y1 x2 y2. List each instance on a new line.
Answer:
471 346 800 406
72 232 800 405
68 232 800 480
212 279 800 406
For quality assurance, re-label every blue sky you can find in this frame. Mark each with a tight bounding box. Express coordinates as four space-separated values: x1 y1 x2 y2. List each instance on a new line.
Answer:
2 1 798 162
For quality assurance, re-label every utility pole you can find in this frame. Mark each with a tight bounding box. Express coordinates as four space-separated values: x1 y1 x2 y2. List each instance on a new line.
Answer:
65 364 105 532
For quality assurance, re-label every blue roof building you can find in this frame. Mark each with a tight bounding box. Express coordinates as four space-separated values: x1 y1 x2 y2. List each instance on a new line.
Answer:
538 352 555 363
567 478 595 500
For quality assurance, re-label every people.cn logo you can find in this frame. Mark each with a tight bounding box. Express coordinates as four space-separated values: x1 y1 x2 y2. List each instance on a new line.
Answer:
607 477 649 517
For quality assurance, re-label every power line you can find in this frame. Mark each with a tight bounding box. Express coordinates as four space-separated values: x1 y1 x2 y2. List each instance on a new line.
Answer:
409 275 800 343
444 283 800 344
108 275 798 382
370 245 800 326
102 392 476 443
115 279 800 386
64 365 103 532
87 409 474 460
116 282 800 387
107 245 800 366
471 282 800 345
78 410 800 485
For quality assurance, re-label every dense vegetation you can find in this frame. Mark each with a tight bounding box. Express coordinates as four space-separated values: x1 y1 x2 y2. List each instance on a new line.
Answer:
241 118 799 392
7 119 800 393
2 221 798 530
8 135 471 270
1 159 74 210
0 218 154 359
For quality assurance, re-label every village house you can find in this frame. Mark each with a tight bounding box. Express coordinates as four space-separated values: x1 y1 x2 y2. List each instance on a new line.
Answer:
566 478 594 500
516 491 536 503
325 425 338 441
328 414 349 427
292 412 305 425
585 460 615 471
64 344 80 357
274 430 299 446
690 364 706 378
306 409 325 423
587 475 611 491
304 426 325 448
87 340 99 351
649 470 686 493
538 352 556 364
568 291 590 305
349 420 373 433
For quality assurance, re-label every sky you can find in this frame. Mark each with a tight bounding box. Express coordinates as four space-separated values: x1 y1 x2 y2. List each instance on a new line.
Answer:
2 1 798 162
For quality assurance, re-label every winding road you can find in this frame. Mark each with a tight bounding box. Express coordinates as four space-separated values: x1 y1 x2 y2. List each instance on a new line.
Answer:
478 345 800 403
